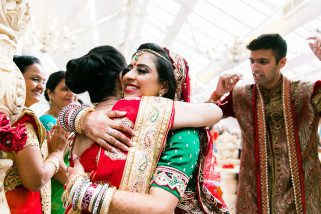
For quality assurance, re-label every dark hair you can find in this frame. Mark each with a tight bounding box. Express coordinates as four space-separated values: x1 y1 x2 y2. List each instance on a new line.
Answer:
130 43 176 100
13 55 41 74
44 71 66 101
246 33 287 64
65 45 126 103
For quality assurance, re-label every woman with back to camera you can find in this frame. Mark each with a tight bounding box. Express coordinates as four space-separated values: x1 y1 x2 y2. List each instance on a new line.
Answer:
60 44 228 213
39 71 77 214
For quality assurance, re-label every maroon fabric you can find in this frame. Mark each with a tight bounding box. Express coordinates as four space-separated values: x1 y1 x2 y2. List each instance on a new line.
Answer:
252 85 263 214
217 92 235 118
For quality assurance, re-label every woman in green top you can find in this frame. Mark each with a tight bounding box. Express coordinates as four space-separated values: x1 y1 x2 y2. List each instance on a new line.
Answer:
39 71 77 214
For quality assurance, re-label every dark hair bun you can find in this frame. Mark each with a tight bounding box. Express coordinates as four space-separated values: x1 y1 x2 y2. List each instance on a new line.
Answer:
65 45 126 103
66 54 107 94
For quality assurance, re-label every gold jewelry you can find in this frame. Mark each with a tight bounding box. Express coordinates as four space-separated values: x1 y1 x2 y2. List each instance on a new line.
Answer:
100 187 116 214
47 158 59 173
77 182 91 209
93 99 118 109
134 49 171 64
75 106 94 134
88 184 103 212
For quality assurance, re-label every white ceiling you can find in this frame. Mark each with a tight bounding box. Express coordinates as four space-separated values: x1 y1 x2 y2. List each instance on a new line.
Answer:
21 0 321 102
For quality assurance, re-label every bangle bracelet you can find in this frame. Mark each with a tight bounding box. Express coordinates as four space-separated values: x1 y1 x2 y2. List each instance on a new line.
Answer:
207 91 222 103
77 182 91 210
81 182 97 211
75 107 94 134
48 159 59 174
100 187 116 214
88 184 102 212
93 184 109 214
59 104 83 132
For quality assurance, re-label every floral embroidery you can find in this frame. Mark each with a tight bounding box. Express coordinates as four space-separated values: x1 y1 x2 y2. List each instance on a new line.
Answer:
104 149 126 160
151 166 189 197
176 191 202 213
4 111 51 214
120 97 173 193
4 123 39 192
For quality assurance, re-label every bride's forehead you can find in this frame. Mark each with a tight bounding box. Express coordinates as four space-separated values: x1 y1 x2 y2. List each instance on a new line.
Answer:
131 52 156 66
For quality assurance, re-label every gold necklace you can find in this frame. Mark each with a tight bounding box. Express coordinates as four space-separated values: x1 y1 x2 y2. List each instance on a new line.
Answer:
93 98 118 109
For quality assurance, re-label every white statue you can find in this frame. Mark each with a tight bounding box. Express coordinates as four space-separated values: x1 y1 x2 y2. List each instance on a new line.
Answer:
216 130 240 161
0 0 30 120
0 1 31 213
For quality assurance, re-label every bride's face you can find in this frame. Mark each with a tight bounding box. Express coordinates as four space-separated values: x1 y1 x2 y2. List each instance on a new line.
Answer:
122 52 167 98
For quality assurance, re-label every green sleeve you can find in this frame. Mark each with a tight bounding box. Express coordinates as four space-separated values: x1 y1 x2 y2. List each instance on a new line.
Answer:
150 128 200 199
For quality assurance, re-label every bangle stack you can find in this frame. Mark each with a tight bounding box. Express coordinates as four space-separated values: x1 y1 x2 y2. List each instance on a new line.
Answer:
62 173 116 214
59 104 91 133
74 106 94 134
207 91 222 103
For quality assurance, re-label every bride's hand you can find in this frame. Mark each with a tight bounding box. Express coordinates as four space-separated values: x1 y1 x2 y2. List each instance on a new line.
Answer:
83 110 134 153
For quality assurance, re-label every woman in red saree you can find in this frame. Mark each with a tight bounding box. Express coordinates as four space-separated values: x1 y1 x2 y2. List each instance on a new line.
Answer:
61 44 228 213
4 56 69 214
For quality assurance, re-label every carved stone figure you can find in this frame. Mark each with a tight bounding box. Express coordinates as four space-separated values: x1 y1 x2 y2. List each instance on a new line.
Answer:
0 1 31 213
0 0 30 120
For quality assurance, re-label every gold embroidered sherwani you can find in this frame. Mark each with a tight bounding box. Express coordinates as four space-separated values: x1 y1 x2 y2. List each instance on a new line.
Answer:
219 76 321 214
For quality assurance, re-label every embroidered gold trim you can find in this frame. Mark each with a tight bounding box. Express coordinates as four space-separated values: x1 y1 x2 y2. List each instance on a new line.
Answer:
282 78 303 213
151 166 189 197
255 77 305 214
12 108 46 143
256 87 270 214
312 87 321 112
4 110 51 213
24 124 40 147
104 150 126 160
119 97 173 193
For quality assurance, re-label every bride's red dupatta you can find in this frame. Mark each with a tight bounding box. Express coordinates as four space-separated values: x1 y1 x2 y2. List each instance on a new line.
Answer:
68 97 174 213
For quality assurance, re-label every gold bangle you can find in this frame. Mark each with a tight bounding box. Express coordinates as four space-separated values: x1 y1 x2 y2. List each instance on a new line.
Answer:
100 187 116 214
75 107 94 134
48 159 59 174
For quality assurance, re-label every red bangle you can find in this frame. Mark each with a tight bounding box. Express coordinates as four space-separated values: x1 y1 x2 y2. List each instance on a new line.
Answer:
208 91 222 103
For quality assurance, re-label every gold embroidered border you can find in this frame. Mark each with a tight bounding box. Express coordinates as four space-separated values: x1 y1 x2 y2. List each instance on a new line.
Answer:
311 86 321 112
282 78 303 213
119 97 173 193
151 166 189 197
5 108 50 213
12 108 46 143
256 87 270 214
